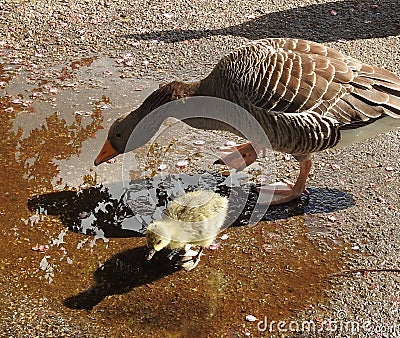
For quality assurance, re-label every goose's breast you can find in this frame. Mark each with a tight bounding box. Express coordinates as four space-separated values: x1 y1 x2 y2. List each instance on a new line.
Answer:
333 117 400 149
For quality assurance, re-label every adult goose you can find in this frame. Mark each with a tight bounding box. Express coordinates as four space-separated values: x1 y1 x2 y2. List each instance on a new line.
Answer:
94 38 400 204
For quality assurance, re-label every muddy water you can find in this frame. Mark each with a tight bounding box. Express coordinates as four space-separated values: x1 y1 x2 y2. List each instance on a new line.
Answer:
1 52 354 336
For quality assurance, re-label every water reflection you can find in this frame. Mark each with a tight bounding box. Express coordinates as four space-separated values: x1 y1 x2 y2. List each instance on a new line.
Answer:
28 171 355 239
63 214 348 329
0 54 139 287
0 93 103 226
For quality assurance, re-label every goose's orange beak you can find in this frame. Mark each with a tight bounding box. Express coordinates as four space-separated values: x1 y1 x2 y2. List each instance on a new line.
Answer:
94 139 120 166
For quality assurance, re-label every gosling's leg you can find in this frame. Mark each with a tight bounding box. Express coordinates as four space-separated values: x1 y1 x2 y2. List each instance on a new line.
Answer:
178 246 204 271
257 159 312 205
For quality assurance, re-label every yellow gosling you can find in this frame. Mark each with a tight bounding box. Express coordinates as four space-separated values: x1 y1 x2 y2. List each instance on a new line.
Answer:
146 190 229 270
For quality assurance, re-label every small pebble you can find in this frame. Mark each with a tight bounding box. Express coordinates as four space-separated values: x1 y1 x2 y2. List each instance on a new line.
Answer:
175 160 188 168
255 176 268 184
31 92 42 98
327 215 337 222
32 244 49 252
377 196 386 203
267 232 280 240
193 140 205 146
74 111 92 116
245 314 258 322
224 140 237 146
331 163 340 170
78 211 89 219
263 244 274 252
208 243 220 250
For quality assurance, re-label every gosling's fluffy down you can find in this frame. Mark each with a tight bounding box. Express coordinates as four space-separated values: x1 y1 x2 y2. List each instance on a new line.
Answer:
146 190 229 269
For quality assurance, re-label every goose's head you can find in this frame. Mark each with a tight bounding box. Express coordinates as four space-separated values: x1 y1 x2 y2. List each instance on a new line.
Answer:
94 107 157 166
93 116 129 165
94 81 201 166
145 221 172 260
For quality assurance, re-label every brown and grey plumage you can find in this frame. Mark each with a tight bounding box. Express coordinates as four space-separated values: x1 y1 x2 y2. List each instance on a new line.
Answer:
94 38 400 204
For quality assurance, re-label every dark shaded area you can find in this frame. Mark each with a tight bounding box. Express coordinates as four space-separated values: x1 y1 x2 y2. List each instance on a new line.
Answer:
27 186 143 238
260 186 355 221
122 0 400 43
64 246 180 310
28 171 355 238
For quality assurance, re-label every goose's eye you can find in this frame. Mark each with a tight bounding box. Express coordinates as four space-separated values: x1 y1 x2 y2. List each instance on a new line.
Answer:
156 240 162 244
115 133 122 138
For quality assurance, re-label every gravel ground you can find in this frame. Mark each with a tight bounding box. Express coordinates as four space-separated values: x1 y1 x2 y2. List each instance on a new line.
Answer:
1 0 400 337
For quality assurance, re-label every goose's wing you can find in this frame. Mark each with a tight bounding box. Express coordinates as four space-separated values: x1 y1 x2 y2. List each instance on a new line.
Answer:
217 38 400 128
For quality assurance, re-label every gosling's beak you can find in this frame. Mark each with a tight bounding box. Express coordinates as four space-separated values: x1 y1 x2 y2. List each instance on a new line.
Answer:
94 139 120 166
146 248 156 261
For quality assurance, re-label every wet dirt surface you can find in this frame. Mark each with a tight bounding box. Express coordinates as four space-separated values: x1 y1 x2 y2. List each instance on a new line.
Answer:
1 1 399 335
1 53 353 336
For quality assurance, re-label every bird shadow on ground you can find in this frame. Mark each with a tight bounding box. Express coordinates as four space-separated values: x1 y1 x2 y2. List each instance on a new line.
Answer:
63 246 181 310
121 0 399 43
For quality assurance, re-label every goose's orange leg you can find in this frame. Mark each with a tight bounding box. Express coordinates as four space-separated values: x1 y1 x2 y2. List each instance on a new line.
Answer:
213 143 311 205
257 159 311 205
214 142 259 171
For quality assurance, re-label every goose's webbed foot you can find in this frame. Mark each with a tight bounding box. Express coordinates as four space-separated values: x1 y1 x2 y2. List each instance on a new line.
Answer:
256 159 312 205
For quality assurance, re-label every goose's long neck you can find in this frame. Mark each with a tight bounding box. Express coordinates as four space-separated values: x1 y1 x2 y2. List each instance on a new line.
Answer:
132 79 279 147
137 81 202 118
122 81 202 150
125 80 248 140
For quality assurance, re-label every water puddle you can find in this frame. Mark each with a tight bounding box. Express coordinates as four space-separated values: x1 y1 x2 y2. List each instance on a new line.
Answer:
1 50 355 335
